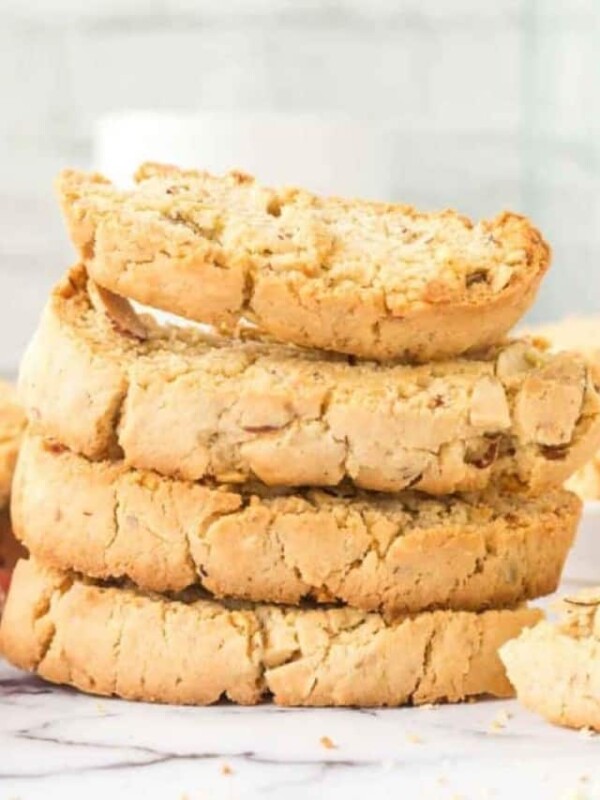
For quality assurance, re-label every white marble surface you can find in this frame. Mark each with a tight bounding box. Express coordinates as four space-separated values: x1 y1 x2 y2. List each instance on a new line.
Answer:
1 581 599 800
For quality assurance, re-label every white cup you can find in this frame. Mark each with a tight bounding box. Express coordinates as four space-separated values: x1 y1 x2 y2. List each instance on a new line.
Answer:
93 110 395 199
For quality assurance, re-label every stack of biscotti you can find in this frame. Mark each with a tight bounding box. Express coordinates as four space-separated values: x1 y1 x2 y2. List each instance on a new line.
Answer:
0 382 26 609
2 164 600 707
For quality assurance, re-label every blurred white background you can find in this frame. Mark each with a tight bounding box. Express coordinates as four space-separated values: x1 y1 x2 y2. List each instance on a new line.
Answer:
0 0 598 375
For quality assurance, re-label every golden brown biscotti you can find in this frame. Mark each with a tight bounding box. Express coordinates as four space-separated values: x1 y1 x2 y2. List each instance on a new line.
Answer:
20 266 600 495
12 434 579 613
524 316 600 500
1 559 542 707
56 163 551 362
501 589 600 731
0 381 26 509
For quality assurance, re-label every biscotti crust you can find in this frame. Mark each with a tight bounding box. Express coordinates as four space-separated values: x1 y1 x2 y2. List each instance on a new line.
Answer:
19 266 600 495
1 559 542 707
0 381 26 509
12 434 579 613
501 589 600 731
56 164 551 362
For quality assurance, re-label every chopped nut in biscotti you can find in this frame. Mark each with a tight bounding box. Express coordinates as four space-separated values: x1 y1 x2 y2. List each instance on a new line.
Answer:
469 376 511 430
465 437 501 469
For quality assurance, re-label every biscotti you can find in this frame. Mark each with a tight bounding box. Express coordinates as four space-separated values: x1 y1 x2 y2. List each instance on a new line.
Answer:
525 316 600 500
1 558 542 707
56 164 551 362
12 434 579 614
20 266 600 495
501 589 600 731
0 381 26 509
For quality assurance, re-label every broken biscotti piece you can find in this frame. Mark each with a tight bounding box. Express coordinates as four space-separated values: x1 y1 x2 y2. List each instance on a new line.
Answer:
524 315 600 501
12 434 579 614
20 266 600 495
56 163 551 362
1 558 542 707
501 588 600 731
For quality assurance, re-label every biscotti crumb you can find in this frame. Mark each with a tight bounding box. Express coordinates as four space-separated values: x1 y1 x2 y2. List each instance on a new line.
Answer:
405 732 424 744
488 708 512 733
220 763 233 776
95 701 107 716
320 736 336 750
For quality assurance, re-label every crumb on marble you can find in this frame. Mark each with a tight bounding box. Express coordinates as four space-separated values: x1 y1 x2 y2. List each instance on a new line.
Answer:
488 708 512 733
320 735 336 750
220 763 234 776
405 732 424 744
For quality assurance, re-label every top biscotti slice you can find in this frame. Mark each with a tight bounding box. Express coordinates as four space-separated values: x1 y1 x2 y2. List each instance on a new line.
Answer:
56 163 551 361
501 588 600 731
20 265 600 494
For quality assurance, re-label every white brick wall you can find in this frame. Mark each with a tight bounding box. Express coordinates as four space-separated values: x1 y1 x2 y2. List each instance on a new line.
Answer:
0 0 598 374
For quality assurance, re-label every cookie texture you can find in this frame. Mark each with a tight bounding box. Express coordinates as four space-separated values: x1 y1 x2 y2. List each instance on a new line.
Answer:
56 164 550 361
0 381 25 509
501 589 600 731
12 434 579 613
524 316 600 501
20 266 600 495
1 559 542 707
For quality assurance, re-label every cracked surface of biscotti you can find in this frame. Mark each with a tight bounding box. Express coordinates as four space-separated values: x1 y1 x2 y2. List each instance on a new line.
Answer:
1 559 542 707
55 163 551 361
501 588 600 731
524 316 600 501
19 266 600 495
12 434 579 613
0 381 26 509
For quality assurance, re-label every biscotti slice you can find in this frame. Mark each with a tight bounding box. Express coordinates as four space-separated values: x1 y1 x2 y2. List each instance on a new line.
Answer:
56 163 550 361
501 589 600 731
20 266 600 495
12 434 579 614
524 316 600 501
1 559 542 707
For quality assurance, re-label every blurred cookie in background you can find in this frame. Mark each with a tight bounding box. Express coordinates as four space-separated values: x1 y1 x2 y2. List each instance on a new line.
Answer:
0 381 26 610
524 316 600 501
